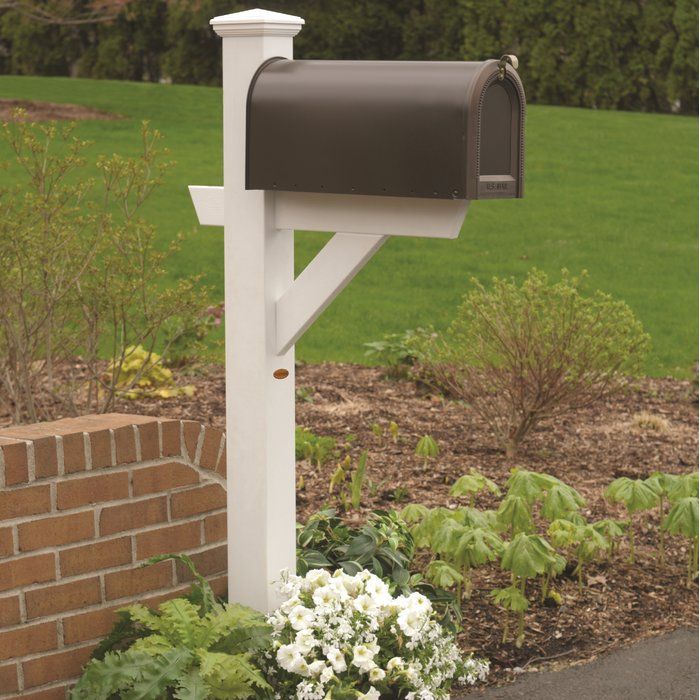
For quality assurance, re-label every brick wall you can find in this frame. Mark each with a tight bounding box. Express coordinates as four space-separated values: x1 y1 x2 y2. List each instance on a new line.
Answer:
0 414 227 699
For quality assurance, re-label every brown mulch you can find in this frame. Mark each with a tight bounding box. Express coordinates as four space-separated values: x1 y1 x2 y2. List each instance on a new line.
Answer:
4 362 699 686
0 98 119 121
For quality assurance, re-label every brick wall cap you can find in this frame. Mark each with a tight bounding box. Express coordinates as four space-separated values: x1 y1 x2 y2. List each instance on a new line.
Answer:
0 414 167 441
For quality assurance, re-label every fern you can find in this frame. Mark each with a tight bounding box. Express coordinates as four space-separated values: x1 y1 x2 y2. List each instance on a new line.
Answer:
71 557 273 700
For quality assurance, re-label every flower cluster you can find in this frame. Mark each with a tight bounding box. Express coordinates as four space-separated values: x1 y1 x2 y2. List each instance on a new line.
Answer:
264 568 489 699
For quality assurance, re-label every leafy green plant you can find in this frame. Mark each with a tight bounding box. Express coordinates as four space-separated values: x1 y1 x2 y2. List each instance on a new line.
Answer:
328 451 369 511
450 469 501 507
391 486 410 503
548 519 610 593
663 497 699 587
604 477 658 562
72 554 271 700
363 327 434 379
411 269 649 457
389 420 400 443
295 386 315 403
415 434 439 467
295 427 336 467
496 533 559 647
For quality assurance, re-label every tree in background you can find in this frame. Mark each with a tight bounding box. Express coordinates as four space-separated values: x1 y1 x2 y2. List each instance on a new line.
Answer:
0 0 696 114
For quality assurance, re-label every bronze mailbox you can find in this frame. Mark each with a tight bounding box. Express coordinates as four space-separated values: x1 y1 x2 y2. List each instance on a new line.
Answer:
246 58 525 200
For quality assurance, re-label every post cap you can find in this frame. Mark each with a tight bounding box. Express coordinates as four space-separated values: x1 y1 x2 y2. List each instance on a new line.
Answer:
211 8 304 38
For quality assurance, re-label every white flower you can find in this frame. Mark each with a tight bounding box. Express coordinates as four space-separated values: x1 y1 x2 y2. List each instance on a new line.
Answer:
295 629 317 654
277 644 301 673
289 605 315 631
353 593 377 615
358 688 381 699
397 607 425 638
387 656 404 672
307 659 327 677
352 644 377 672
312 584 339 608
369 667 386 682
306 569 332 589
326 647 347 673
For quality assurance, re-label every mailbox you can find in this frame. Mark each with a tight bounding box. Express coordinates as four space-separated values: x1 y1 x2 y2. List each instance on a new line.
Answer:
246 58 525 200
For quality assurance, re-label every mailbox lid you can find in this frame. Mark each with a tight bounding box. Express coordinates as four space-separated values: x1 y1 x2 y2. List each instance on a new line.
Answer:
247 59 525 200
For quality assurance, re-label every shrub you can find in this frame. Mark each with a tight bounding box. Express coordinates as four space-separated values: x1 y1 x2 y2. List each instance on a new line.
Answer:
0 114 209 422
412 269 650 457
265 568 490 698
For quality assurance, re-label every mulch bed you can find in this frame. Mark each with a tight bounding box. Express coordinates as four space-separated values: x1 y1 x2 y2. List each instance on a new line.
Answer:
0 98 119 121
5 362 699 687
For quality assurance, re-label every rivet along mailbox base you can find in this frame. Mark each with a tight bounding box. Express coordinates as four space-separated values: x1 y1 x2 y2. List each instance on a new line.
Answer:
188 7 525 612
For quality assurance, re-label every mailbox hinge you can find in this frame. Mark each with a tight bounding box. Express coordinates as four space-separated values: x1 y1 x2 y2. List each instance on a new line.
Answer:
498 54 518 81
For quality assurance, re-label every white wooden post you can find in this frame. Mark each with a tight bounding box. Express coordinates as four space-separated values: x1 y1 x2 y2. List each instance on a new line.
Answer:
211 8 304 613
193 8 471 613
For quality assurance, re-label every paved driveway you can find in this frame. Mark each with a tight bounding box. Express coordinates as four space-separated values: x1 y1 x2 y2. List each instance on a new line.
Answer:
459 629 698 700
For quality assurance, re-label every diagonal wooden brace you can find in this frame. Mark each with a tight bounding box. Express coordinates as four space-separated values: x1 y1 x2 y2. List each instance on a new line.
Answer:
275 232 387 355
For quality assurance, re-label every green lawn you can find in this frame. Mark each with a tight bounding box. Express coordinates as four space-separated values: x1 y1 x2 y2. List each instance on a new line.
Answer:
0 76 697 377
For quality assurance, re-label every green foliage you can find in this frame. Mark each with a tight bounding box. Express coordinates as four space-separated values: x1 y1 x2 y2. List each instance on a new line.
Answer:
72 555 271 700
605 476 659 563
459 0 697 114
1 2 695 114
295 427 336 467
296 509 415 590
663 496 699 586
450 469 501 506
0 115 208 422
413 270 649 457
363 327 434 378
328 452 369 512
415 434 439 465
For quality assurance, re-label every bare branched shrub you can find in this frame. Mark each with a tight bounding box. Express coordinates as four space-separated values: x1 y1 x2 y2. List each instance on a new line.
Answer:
0 113 208 423
412 270 650 457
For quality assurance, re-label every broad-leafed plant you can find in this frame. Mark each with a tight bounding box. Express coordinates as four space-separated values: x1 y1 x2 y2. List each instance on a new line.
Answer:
663 496 699 587
450 469 501 507
604 477 658 563
71 554 271 700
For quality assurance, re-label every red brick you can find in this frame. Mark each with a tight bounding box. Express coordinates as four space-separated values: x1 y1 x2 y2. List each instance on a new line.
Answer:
23 644 95 688
0 621 57 661
100 496 167 536
0 662 18 693
63 605 122 645
210 574 228 598
89 428 112 469
0 552 55 592
216 440 226 478
114 424 137 465
0 527 13 558
132 462 199 496
136 521 201 560
19 511 94 552
171 484 226 519
0 595 20 627
20 685 69 700
25 577 101 619
57 471 129 510
182 421 201 462
141 584 190 610
160 420 181 457
1 440 28 485
138 421 160 461
60 537 132 577
176 545 227 583
198 428 223 470
62 431 86 473
33 436 58 479
104 560 172 600
0 484 50 522
204 512 227 543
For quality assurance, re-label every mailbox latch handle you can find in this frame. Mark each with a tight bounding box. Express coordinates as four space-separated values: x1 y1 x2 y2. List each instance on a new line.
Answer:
498 54 518 80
